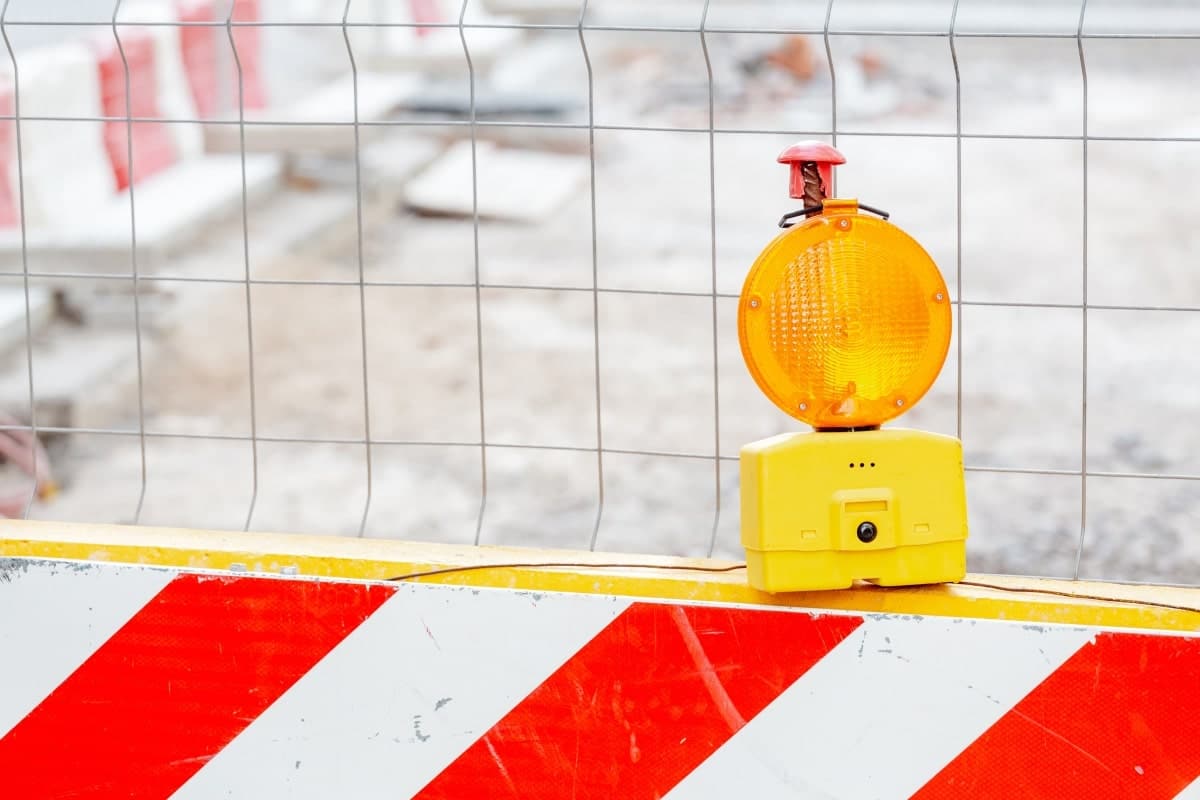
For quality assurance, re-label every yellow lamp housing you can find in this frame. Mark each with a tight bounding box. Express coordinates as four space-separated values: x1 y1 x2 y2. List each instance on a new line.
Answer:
741 428 967 592
738 143 968 592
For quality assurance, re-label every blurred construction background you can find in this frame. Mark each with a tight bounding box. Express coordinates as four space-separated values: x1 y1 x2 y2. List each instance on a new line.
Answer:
0 0 1197 584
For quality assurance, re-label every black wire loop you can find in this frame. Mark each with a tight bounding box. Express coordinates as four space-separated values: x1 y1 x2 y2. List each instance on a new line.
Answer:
778 202 891 229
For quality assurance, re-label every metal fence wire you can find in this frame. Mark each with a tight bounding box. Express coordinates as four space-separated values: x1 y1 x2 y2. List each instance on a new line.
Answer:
0 0 1197 585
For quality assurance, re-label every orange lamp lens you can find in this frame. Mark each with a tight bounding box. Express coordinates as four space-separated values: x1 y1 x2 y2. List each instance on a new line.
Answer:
738 203 951 429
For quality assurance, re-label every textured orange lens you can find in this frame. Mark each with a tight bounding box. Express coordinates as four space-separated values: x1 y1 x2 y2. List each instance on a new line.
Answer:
738 202 951 429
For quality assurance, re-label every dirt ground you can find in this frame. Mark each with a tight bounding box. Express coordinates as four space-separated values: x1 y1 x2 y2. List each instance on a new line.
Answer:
18 28 1200 585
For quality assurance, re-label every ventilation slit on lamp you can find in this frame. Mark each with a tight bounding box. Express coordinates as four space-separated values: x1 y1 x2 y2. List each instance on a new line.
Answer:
737 142 968 592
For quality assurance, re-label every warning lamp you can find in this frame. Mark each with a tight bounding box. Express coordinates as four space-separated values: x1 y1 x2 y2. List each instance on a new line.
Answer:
738 142 968 592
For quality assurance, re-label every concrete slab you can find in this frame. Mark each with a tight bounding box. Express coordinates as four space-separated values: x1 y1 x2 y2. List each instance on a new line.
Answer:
402 139 587 222
203 72 423 156
0 154 284 270
284 135 446 192
361 25 523 75
0 289 52 360
0 327 139 432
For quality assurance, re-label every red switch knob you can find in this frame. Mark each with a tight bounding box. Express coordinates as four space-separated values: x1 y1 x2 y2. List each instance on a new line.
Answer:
777 141 846 204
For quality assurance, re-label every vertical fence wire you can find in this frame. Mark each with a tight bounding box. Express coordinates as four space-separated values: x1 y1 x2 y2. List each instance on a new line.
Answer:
579 0 606 552
342 0 374 537
459 0 488 546
823 0 838 185
1073 0 1091 578
111 0 149 523
699 0 722 557
0 0 39 520
949 0 963 442
226 0 260 531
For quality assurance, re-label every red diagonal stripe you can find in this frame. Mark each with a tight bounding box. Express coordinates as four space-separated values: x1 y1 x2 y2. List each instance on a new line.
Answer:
416 601 862 799
0 572 394 800
913 631 1200 799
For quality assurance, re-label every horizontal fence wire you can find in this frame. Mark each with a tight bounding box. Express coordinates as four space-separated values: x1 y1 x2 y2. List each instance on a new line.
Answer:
0 115 1198 143
1 19 1200 39
0 420 1197 483
2 271 1200 314
0 0 1194 584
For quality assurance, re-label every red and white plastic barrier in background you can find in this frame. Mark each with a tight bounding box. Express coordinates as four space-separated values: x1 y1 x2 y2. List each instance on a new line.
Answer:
94 30 178 190
176 0 267 118
0 42 117 231
1 556 1199 799
0 84 18 227
0 0 268 227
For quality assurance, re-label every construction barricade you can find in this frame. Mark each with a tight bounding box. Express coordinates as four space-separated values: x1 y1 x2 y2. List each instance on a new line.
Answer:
2 519 1198 798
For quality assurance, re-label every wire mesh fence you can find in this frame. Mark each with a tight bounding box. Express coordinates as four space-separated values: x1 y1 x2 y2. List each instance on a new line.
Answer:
0 0 1196 585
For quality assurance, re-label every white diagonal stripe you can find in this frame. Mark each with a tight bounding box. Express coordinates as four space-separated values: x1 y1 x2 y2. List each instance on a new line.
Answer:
0 558 174 738
1175 775 1200 798
664 615 1095 800
170 583 631 800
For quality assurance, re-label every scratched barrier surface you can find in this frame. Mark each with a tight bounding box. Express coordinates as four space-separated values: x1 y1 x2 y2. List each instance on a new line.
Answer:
3 555 1200 799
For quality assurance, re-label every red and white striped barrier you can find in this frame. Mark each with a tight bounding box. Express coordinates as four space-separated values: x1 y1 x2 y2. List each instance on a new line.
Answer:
0 14 200 220
176 0 268 118
0 41 118 232
187 0 427 157
94 29 179 190
0 81 18 227
1 556 1198 798
0 18 281 263
177 0 222 117
102 0 268 178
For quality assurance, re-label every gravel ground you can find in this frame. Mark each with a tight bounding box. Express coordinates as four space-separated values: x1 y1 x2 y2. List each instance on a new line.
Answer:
18 27 1200 585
